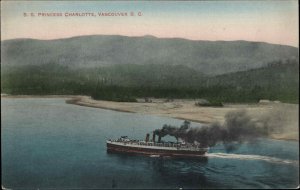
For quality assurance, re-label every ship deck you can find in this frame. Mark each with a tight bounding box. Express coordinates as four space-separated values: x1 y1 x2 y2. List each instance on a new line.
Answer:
107 139 209 152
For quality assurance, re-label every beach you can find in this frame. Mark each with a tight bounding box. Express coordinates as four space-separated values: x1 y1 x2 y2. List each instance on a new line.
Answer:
2 95 298 141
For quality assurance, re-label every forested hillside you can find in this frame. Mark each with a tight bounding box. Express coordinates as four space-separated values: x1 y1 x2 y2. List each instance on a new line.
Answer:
1 60 298 103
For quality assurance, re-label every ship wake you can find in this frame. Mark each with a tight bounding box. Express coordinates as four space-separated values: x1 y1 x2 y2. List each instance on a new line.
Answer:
206 153 298 165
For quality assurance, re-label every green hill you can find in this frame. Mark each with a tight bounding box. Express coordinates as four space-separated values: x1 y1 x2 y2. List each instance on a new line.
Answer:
1 35 298 75
203 60 299 103
1 60 298 103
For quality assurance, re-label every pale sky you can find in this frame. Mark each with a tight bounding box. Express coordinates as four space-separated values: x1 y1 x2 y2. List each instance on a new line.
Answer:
1 1 299 47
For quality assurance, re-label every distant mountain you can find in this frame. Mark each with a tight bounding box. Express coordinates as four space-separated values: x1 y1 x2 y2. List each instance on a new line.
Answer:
1 35 298 75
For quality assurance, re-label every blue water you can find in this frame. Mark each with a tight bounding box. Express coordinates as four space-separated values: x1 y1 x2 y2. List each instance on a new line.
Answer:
1 98 299 189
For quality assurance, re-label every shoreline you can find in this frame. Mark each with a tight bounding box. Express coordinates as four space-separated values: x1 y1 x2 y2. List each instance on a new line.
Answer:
65 97 137 114
2 95 299 141
1 95 77 98
67 96 299 141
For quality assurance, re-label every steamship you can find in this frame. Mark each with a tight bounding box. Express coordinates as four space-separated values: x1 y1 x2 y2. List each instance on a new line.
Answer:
106 133 209 158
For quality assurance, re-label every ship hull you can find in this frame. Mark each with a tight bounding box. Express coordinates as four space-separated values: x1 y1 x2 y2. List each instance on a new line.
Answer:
107 142 207 158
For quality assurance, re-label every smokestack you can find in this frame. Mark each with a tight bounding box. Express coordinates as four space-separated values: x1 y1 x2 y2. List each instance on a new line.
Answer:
152 133 156 142
158 136 161 143
145 133 150 142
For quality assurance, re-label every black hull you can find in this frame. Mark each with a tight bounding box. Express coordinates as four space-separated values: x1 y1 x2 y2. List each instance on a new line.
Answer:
107 142 207 158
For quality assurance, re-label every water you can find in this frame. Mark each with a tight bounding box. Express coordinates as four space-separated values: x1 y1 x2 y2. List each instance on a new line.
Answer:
1 98 299 189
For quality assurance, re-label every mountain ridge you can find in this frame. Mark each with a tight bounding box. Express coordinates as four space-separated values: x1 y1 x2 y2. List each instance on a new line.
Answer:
1 35 298 75
2 35 298 48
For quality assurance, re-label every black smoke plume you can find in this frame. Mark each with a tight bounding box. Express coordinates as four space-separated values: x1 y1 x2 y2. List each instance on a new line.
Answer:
153 110 273 148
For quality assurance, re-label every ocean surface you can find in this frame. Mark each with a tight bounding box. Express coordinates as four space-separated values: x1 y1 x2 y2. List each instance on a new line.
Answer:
1 98 299 189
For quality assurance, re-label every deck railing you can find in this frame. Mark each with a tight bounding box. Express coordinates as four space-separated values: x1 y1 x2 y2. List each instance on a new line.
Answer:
108 139 207 150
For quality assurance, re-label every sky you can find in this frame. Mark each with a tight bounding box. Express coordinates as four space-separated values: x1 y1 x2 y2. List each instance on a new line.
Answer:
1 1 298 47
